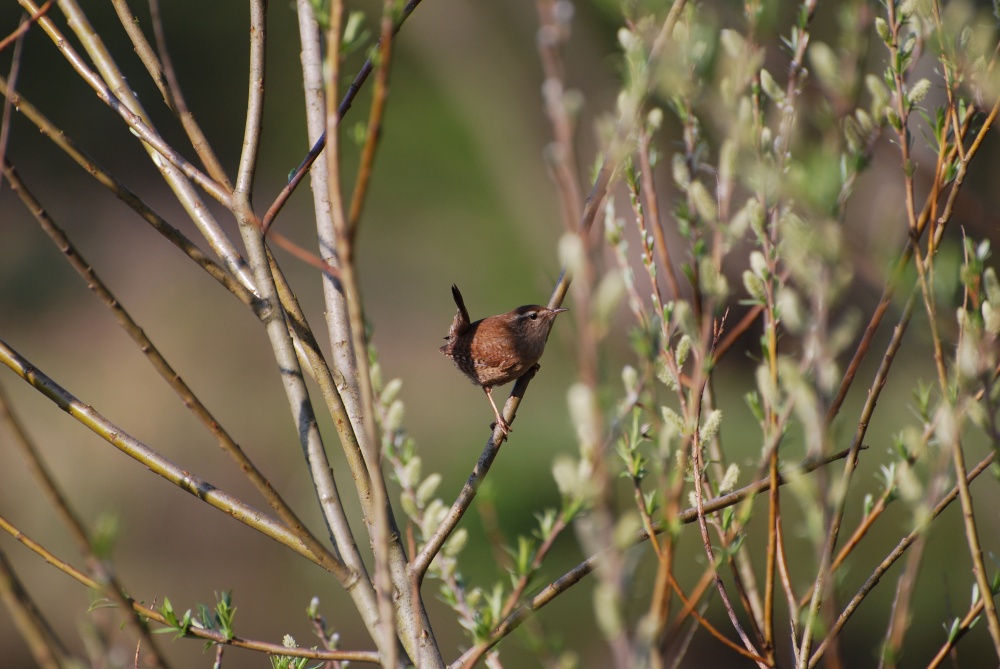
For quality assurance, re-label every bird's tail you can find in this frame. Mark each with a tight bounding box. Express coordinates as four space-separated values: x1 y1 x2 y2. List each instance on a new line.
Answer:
448 284 471 337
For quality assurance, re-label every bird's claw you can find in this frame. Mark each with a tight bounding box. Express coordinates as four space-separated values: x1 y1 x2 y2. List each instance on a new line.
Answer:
490 417 512 435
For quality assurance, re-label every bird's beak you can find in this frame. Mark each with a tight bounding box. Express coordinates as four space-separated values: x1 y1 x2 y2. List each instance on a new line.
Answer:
551 307 569 314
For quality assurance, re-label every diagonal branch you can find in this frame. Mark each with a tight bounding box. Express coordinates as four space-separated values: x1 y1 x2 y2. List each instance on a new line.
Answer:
0 545 77 669
345 0 395 241
808 450 997 668
19 0 231 207
410 368 536 582
0 0 51 52
0 75 257 307
0 338 349 578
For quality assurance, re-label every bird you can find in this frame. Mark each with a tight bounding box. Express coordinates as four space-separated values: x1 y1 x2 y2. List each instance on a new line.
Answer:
440 284 568 435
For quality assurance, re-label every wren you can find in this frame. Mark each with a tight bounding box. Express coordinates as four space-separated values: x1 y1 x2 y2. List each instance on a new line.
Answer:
440 284 568 435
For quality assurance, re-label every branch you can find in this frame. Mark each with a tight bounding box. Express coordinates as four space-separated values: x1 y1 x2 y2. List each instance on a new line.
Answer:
0 337 351 580
808 450 997 668
798 290 915 665
0 0 51 52
0 5 30 193
0 76 257 307
235 0 267 196
419 0 693 601
0 546 76 669
345 0 395 240
19 0 231 207
288 14 431 664
322 4 433 665
410 368 536 581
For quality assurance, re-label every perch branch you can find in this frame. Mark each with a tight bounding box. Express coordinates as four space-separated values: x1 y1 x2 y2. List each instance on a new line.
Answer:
417 0 691 595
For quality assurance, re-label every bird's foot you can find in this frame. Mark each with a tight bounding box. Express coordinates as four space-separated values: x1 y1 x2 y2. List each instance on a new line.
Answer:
490 415 512 435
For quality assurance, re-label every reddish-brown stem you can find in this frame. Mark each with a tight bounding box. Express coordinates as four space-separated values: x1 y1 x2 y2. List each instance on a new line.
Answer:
262 0 424 234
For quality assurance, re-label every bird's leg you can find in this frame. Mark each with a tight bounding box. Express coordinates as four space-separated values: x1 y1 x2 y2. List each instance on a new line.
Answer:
483 386 512 434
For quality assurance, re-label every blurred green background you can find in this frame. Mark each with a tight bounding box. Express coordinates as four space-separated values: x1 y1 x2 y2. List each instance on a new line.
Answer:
1 1 999 667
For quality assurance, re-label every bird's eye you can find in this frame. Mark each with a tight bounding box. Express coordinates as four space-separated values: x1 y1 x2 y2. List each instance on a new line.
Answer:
529 312 538 320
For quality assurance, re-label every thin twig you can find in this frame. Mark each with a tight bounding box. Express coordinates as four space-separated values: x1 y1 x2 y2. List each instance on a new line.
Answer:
0 0 51 52
663 566 769 663
0 516 381 664
20 0 256 290
345 0 395 241
458 513 570 669
825 93 983 429
535 0 582 232
149 0 232 186
938 254 1000 654
797 290 916 666
0 384 171 669
878 532 927 668
289 13 421 663
926 580 991 668
637 127 681 301
235 0 267 197
0 545 75 669
18 0 230 207
262 0 425 234
324 2 397 666
0 7 30 193
690 324 765 667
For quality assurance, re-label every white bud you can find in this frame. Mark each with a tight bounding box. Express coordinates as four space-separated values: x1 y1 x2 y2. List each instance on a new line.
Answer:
416 473 442 507
558 231 586 275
